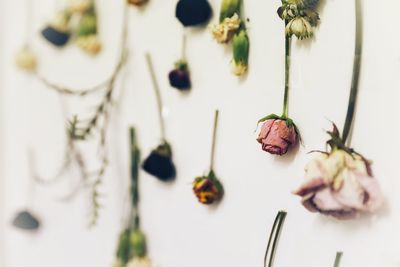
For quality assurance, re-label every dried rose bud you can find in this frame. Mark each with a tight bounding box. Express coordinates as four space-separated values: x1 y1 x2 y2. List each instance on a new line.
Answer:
257 119 298 156
15 47 37 71
294 149 383 220
193 171 223 205
142 142 176 181
168 60 191 90
128 0 148 6
12 210 40 231
176 0 212 27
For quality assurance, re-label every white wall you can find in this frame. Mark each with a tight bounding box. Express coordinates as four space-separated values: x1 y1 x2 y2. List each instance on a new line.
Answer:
1 0 400 267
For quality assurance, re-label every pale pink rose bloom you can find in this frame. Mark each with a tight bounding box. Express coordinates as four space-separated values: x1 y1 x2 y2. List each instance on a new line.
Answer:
257 119 298 155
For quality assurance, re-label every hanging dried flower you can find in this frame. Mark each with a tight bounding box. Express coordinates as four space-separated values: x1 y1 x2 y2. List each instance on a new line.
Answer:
127 0 148 7
169 35 191 91
211 0 250 76
193 110 224 205
75 5 102 55
277 0 320 39
143 54 177 181
15 46 37 71
41 9 72 47
176 0 212 27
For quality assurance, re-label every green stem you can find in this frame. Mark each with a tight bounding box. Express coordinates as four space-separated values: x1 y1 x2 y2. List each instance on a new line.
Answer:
282 29 292 119
182 33 187 61
264 211 287 267
145 53 166 142
210 110 220 171
129 127 140 228
342 0 362 144
334 252 343 267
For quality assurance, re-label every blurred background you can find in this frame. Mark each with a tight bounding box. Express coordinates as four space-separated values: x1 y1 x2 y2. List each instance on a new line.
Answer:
1 0 400 267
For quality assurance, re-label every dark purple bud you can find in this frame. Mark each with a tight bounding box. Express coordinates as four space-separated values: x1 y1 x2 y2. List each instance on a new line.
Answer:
176 0 212 27
41 26 71 47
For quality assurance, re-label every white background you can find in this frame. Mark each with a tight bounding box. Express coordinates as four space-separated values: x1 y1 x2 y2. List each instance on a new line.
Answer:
1 0 400 267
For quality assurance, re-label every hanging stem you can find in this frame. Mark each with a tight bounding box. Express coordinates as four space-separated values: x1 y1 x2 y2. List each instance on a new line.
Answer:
129 127 141 229
210 110 220 171
342 0 362 144
145 53 166 142
264 211 287 267
282 30 292 118
181 33 187 61
334 252 343 267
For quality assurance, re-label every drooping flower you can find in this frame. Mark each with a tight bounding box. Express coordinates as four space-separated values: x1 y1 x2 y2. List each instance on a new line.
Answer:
232 29 249 76
12 210 40 231
168 59 191 91
41 9 72 47
193 171 224 205
15 47 37 71
211 13 241 43
142 142 176 181
294 149 383 219
176 0 212 27
257 117 298 156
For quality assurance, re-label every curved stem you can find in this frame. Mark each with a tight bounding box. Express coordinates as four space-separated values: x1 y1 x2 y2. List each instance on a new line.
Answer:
334 252 343 267
210 110 220 171
264 211 287 267
145 53 166 142
342 0 362 144
282 31 292 118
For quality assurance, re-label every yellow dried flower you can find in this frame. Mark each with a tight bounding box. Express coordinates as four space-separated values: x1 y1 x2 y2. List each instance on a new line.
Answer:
15 47 37 71
211 13 241 43
76 35 102 55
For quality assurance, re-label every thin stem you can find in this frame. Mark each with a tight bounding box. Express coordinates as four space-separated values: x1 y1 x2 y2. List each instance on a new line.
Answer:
282 31 292 118
210 110 220 171
342 0 362 144
129 127 140 228
334 252 343 267
264 211 287 267
182 33 187 61
145 53 166 142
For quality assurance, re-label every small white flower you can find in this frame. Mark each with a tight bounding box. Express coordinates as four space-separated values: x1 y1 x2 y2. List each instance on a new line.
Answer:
285 16 313 39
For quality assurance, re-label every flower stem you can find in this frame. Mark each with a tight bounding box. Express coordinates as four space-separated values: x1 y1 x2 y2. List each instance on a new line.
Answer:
342 0 362 144
282 30 292 119
210 110 220 171
264 211 287 267
334 252 343 267
182 32 187 61
145 53 166 142
129 127 140 228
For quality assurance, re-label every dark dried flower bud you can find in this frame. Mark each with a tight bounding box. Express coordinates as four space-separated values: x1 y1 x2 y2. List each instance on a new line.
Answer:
41 10 71 47
176 0 212 27
168 60 191 90
142 142 176 181
193 171 223 205
12 210 40 231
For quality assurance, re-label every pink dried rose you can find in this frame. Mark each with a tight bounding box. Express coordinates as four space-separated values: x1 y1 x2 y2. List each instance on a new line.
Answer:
294 149 383 219
257 119 298 155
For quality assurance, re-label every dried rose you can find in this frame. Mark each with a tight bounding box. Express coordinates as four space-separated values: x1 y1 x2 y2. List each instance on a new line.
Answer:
168 60 191 90
176 0 212 27
257 118 298 156
130 229 147 258
193 171 224 205
142 142 176 181
294 149 383 219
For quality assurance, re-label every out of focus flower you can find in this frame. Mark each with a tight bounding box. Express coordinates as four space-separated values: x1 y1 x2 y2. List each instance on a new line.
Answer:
12 210 40 231
68 0 92 13
130 229 147 258
294 149 383 219
15 47 37 71
76 35 102 54
128 0 148 6
193 171 224 205
232 29 249 76
168 60 191 90
126 257 153 267
257 118 298 156
176 0 212 27
211 13 241 43
143 142 176 181
41 10 71 47
75 9 102 54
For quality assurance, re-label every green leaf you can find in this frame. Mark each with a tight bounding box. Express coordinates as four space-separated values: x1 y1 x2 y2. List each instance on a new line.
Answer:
257 114 281 125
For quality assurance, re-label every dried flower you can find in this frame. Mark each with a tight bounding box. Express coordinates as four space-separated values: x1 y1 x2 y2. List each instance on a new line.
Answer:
168 60 191 90
68 0 92 13
193 171 224 205
285 16 313 39
75 9 102 54
12 210 40 231
176 0 212 27
211 13 241 43
128 0 148 6
257 118 298 156
15 47 37 71
41 10 71 47
126 257 153 267
76 35 102 54
294 149 383 219
143 142 176 181
232 29 249 76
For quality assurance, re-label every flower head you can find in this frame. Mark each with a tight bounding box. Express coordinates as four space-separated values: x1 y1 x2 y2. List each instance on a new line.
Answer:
211 13 241 43
193 171 224 205
176 0 212 27
15 47 37 71
168 60 191 90
143 142 176 181
232 29 249 76
257 118 298 156
294 149 383 219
